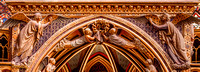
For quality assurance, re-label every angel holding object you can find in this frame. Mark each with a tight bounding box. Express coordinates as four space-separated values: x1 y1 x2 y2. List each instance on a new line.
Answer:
101 26 136 49
0 12 61 66
92 21 104 43
53 26 97 52
92 20 111 43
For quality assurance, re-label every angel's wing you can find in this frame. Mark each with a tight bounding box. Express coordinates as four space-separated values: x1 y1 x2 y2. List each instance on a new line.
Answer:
40 14 69 24
41 14 58 24
145 14 161 25
0 12 31 29
172 13 200 24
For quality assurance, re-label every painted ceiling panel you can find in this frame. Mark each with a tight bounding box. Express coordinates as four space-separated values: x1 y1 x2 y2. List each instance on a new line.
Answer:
91 44 106 55
116 49 130 70
67 50 81 71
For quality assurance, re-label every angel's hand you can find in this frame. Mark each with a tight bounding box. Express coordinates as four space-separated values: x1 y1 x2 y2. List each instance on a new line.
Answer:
49 17 53 23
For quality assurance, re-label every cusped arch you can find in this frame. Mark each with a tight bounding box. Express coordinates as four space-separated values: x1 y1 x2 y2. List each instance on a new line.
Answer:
27 15 171 72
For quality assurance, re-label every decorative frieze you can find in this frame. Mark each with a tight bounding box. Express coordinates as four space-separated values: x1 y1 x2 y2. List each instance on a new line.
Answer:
6 2 198 17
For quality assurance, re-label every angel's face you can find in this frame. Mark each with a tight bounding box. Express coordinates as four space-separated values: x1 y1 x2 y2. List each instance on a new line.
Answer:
109 28 116 35
161 14 169 22
49 58 56 65
161 15 166 21
85 28 92 36
35 13 42 21
146 59 152 65
36 15 42 21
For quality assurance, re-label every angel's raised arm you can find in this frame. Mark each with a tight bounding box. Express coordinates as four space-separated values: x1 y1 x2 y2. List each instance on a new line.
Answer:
40 14 69 28
41 22 50 28
149 18 168 29
153 23 168 29
33 21 50 28
82 25 89 34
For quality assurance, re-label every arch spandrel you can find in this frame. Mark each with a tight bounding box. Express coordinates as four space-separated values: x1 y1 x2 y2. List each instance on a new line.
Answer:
27 15 171 72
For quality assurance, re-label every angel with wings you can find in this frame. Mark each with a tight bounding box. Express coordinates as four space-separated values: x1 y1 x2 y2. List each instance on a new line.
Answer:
54 26 96 52
101 26 136 49
145 59 157 72
0 12 64 66
147 13 199 69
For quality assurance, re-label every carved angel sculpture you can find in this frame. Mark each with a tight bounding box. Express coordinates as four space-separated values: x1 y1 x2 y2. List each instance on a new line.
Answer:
145 59 157 72
102 27 136 49
0 12 65 65
147 13 199 69
43 58 56 72
67 27 96 47
55 26 96 51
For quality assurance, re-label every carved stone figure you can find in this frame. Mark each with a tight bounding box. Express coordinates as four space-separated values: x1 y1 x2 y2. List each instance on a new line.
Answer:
55 26 96 51
54 21 111 52
0 12 62 66
149 13 190 69
145 59 157 72
102 27 136 49
16 13 52 65
43 58 56 72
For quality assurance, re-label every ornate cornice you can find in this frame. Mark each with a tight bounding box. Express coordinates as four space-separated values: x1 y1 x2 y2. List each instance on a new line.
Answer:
6 2 198 17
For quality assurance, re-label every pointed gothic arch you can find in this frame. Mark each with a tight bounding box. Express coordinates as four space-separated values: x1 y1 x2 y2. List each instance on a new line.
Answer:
84 53 113 72
27 15 172 72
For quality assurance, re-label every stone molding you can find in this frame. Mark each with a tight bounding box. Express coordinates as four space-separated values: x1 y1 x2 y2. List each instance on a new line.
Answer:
6 2 198 17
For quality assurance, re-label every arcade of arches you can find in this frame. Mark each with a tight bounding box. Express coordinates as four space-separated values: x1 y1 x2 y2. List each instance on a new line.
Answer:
0 0 200 72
